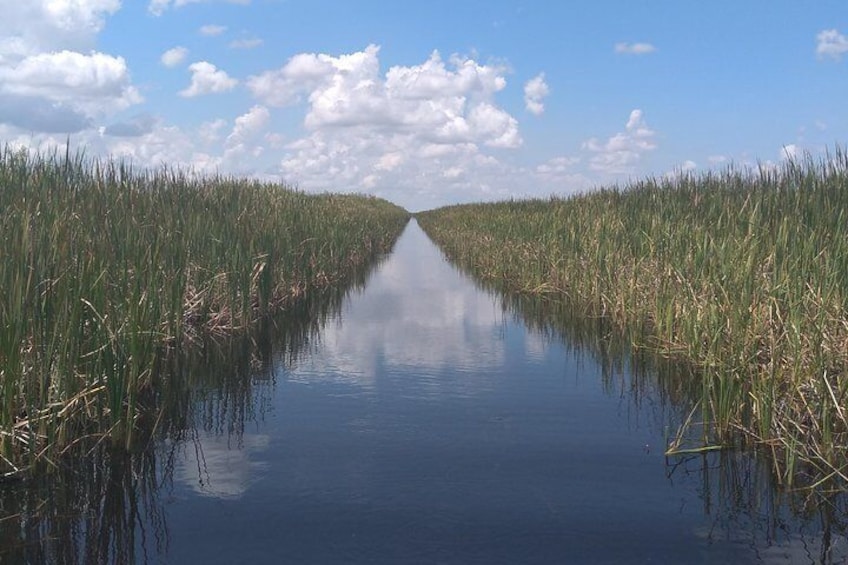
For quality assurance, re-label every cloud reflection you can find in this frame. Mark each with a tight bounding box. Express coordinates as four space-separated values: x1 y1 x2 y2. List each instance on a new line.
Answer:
176 431 269 500
287 221 510 390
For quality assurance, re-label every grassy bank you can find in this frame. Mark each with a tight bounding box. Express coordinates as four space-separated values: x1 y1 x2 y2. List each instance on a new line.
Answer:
0 145 408 477
418 149 848 488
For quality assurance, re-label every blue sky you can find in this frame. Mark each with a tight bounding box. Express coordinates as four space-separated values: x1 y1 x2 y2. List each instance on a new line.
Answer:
1 1 846 211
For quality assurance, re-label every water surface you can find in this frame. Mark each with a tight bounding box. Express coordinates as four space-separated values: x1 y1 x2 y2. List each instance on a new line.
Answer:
2 220 846 564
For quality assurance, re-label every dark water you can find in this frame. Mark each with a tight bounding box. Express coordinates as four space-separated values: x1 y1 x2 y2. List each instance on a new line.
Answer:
2 220 848 564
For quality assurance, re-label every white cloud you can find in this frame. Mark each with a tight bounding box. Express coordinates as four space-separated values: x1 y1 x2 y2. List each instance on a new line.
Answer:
2 50 129 98
533 156 589 193
582 109 657 174
523 73 549 116
248 45 519 146
199 118 228 144
666 159 697 179
278 129 519 210
103 114 156 137
0 50 142 116
781 144 799 161
149 0 250 16
243 45 529 209
224 105 270 167
148 0 170 14
230 38 263 49
161 46 188 67
288 229 509 385
708 155 728 165
0 1 141 133
0 1 120 56
468 102 521 148
816 29 848 60
227 105 270 143
179 61 238 97
246 51 336 106
199 24 227 37
176 430 269 500
375 151 404 172
103 123 206 167
384 50 507 99
614 42 657 55
536 156 579 175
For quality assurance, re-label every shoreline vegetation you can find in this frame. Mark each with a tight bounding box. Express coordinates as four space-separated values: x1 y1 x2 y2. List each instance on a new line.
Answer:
417 148 848 490
0 145 409 479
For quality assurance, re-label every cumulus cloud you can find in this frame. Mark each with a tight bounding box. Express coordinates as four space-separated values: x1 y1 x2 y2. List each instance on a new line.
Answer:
223 105 270 167
248 45 519 146
467 103 521 147
816 29 848 60
246 52 335 106
531 156 589 194
2 50 130 98
781 144 799 161
614 42 657 55
149 0 250 16
103 114 157 137
0 1 141 133
665 160 697 179
242 44 530 209
0 1 120 56
97 121 232 174
583 109 657 174
536 156 579 176
199 118 228 144
0 50 142 117
161 46 188 67
523 73 549 115
179 61 238 97
0 94 92 132
230 38 263 49
227 105 269 143
199 24 227 37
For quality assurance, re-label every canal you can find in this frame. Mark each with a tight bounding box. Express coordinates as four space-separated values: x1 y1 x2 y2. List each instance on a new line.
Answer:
2 220 846 564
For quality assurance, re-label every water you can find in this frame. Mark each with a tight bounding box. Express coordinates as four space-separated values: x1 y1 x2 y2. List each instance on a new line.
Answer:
2 220 847 564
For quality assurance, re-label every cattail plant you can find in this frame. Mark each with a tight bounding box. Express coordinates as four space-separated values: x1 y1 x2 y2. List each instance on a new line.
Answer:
418 147 848 489
0 145 409 477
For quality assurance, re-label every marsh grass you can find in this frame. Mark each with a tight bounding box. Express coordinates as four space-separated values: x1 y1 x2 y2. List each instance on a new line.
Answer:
0 275 363 563
0 145 408 477
418 148 848 488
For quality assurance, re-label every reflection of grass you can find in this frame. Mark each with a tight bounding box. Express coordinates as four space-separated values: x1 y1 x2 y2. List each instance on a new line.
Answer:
0 445 167 565
418 148 848 489
0 145 408 477
1 282 360 564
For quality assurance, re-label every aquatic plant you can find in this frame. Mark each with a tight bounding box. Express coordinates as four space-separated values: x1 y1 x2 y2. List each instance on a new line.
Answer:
0 145 408 477
418 148 848 488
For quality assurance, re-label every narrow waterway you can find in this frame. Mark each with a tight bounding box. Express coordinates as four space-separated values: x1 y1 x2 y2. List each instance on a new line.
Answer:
3 220 846 564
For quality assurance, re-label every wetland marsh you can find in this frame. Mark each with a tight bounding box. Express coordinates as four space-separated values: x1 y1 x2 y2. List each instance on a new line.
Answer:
2 220 846 564
2 149 848 563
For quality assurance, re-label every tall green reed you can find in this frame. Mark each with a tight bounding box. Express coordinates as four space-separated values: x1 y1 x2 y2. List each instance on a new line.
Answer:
0 145 408 476
418 148 848 488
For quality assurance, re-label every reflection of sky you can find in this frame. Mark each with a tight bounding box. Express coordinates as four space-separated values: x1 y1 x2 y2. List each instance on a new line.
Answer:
160 220 848 564
175 431 269 500
288 220 512 389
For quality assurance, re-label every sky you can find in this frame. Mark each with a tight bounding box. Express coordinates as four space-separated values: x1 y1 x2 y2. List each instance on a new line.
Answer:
1 1 846 211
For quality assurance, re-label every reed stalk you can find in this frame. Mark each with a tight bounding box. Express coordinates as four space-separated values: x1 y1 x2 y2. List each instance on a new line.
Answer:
0 145 408 477
418 148 848 489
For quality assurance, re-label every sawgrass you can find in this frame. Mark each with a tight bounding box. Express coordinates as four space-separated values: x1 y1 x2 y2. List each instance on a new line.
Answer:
418 148 848 488
0 145 408 477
